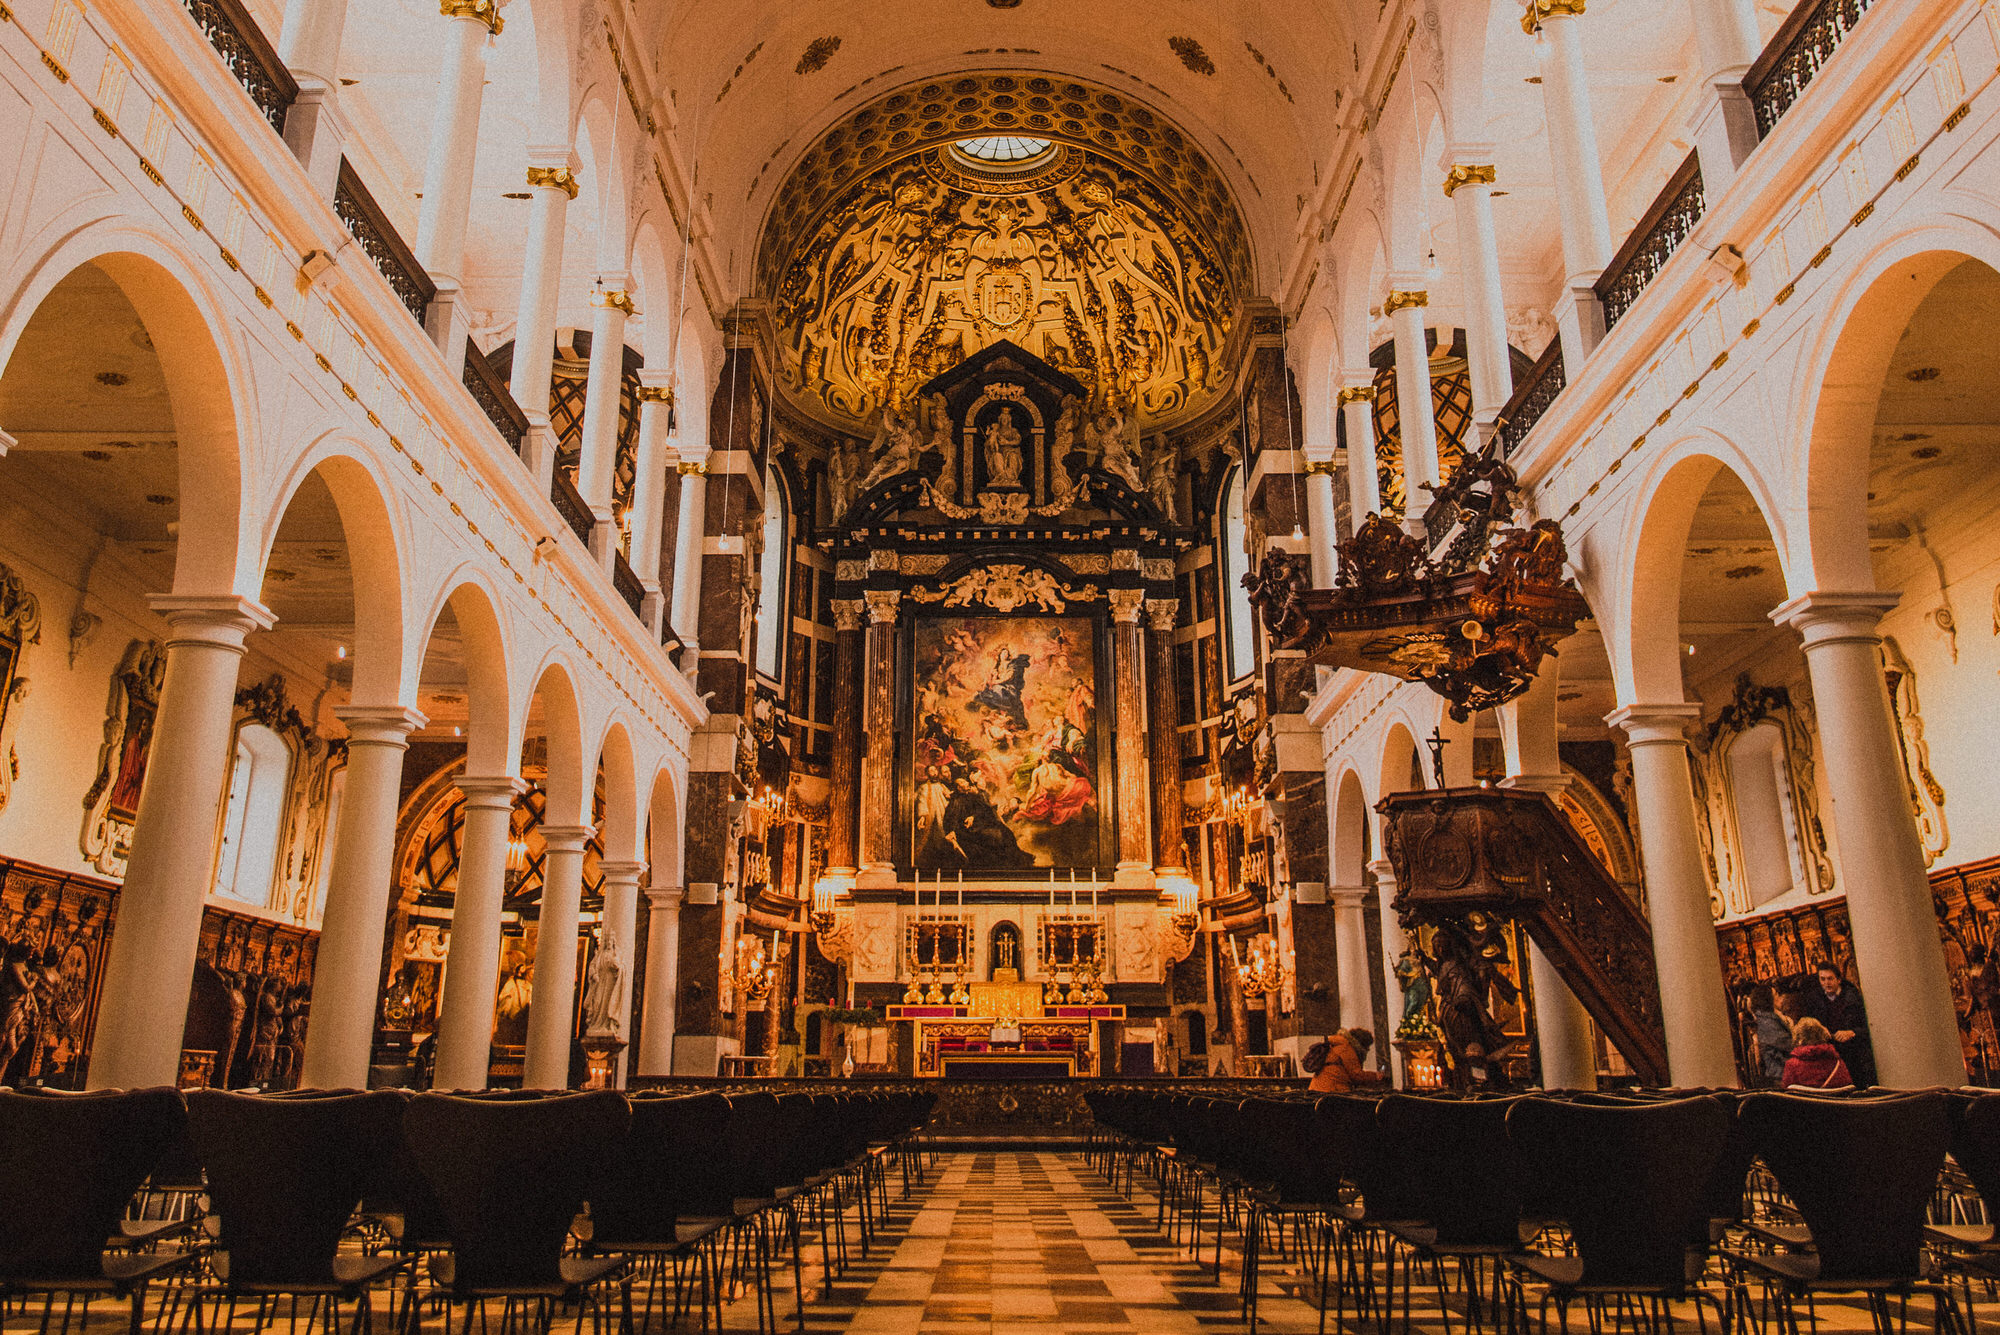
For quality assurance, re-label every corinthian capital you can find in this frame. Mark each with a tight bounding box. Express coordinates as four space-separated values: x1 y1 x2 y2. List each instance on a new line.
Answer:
1145 598 1180 632
441 0 503 34
863 589 902 625
525 165 579 199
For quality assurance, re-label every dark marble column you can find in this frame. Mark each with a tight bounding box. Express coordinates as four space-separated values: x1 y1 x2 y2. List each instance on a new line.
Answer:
1110 589 1151 879
856 590 901 883
826 599 866 876
1145 598 1186 875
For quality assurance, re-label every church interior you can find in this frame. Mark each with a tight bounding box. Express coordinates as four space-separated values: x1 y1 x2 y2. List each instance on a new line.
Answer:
0 0 1997 1329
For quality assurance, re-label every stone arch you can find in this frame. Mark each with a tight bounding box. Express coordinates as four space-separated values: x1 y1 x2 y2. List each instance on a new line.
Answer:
1330 765 1371 888
574 92 630 275
521 655 589 827
593 718 643 864
1296 303 1340 454
0 227 251 597
645 764 685 888
1788 220 2000 591
413 571 515 776
259 438 411 708
1617 437 1792 702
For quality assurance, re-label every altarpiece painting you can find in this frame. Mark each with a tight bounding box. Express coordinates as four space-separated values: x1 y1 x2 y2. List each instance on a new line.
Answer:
909 615 1105 871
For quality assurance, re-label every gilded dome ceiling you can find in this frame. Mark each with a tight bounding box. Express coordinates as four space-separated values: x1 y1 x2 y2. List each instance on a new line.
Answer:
759 72 1253 433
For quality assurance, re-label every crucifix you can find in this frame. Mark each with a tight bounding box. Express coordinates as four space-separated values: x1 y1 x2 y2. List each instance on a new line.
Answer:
1426 726 1451 789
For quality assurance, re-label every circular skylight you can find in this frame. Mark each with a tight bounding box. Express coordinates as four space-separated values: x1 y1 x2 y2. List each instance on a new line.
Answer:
952 136 1055 166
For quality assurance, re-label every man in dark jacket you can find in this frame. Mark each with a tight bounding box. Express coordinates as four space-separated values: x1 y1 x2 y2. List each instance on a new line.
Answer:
1801 963 1875 1086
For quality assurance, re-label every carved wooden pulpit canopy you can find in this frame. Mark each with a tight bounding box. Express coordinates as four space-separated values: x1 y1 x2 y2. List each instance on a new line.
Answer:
1245 452 1590 720
1379 786 1670 1086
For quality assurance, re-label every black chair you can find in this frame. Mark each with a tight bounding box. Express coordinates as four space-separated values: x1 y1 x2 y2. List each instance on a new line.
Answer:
185 1088 411 1333
1504 1095 1733 1334
0 1086 198 1335
1726 1091 1963 1335
1318 1092 1428 1335
1931 1092 2000 1322
1375 1094 1530 1335
402 1090 635 1335
587 1093 730 1333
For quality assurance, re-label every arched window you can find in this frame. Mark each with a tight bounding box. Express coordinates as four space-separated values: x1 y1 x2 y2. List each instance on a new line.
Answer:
1726 723 1809 910
1220 465 1256 679
754 470 788 681
213 723 291 907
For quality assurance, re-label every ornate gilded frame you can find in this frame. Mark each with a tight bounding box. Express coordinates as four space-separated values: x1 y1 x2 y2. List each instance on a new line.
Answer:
1692 673 1835 920
80 639 167 876
0 561 42 817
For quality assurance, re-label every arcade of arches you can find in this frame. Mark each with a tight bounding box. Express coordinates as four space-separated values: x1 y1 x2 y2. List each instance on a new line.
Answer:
0 0 1995 1121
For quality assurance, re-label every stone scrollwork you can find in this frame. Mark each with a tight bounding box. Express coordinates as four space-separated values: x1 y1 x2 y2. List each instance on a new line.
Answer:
1693 672 1836 917
81 639 168 877
0 562 41 817
907 564 1101 614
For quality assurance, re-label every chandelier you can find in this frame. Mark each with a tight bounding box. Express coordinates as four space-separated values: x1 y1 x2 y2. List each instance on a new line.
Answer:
732 935 778 1009
1236 936 1285 997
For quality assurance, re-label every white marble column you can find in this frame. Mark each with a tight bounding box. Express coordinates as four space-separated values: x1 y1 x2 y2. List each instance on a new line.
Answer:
275 0 351 196
1304 463 1340 586
1444 158 1515 438
300 704 426 1089
1774 593 1967 1088
578 282 633 566
630 375 675 636
1686 0 1763 190
1530 1 1615 362
595 859 644 1086
412 0 501 373
636 884 684 1075
508 157 578 490
1339 382 1382 531
1369 855 1409 1086
668 459 708 665
432 775 524 1090
524 824 591 1089
1330 885 1376 1035
1387 290 1440 531
1607 704 1740 1087
1499 668 1598 1089
88 595 273 1090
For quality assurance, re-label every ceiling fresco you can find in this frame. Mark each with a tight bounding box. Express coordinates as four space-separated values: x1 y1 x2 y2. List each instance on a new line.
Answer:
759 72 1253 433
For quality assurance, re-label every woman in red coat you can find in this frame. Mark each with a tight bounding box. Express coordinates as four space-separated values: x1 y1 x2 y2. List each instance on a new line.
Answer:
1780 1017 1854 1089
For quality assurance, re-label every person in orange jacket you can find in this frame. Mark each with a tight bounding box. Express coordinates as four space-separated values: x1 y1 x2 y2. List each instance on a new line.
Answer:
1308 1028 1388 1093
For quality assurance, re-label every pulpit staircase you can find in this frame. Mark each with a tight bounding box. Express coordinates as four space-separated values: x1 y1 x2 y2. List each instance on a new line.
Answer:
1378 786 1671 1085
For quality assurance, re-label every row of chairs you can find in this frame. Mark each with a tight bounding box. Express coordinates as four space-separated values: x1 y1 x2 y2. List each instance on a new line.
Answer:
0 1084 936 1335
1084 1085 1993 1335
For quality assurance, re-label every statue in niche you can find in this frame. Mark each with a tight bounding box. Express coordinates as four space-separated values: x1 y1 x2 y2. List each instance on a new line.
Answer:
1144 440 1178 520
860 403 922 491
983 409 1025 489
827 441 864 520
582 930 624 1037
1047 396 1080 497
923 393 957 502
1089 405 1144 491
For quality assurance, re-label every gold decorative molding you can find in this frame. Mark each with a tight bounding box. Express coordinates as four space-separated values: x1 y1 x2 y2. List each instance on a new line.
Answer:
1383 290 1429 314
1442 164 1497 198
440 0 503 34
831 599 867 633
676 460 709 476
907 565 1100 614
1521 0 1585 34
863 589 902 625
1303 458 1339 476
1336 385 1377 405
592 289 637 316
636 385 676 404
526 166 579 199
1108 588 1147 623
1144 598 1180 632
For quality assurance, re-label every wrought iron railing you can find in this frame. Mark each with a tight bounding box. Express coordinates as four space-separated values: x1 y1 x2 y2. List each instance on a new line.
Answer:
611 552 646 616
1496 340 1567 459
1746 0 1878 139
333 161 435 326
1595 152 1705 332
461 341 528 453
180 0 296 133
549 468 594 545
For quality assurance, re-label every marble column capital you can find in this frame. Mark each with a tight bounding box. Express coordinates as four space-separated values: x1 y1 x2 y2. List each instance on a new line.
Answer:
598 860 647 885
1605 702 1702 747
440 0 503 34
1771 591 1900 648
146 594 276 647
1144 598 1179 632
1442 164 1497 197
832 598 868 632
1499 773 1572 796
1365 857 1398 886
1329 886 1369 909
525 165 579 198
1108 589 1146 623
454 774 528 809
333 705 428 747
646 884 686 910
538 824 595 854
864 589 902 625
1522 0 1586 33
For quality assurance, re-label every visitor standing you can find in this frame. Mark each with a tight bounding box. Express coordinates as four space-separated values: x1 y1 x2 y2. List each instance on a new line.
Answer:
1801 963 1875 1086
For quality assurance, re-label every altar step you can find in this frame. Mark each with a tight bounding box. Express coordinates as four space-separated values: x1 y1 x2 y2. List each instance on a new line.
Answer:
921 1124 1090 1152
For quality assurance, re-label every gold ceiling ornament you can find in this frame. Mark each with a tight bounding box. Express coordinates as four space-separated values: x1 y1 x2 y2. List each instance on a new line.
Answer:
525 166 579 199
440 0 503 34
1383 290 1429 314
1336 385 1377 405
1442 164 1497 198
591 289 637 316
773 154 1236 428
1521 0 1586 34
907 564 1101 614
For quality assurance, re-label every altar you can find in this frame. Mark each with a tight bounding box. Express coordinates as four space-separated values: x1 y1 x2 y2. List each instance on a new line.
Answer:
888 983 1125 1077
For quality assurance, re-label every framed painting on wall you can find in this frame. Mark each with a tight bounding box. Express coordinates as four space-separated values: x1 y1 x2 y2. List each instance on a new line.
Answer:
906 614 1109 872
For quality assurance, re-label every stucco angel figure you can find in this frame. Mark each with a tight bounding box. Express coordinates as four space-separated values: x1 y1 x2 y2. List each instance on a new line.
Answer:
860 403 922 491
1144 440 1178 520
827 441 864 519
1047 396 1080 496
924 393 958 502
1092 406 1144 491
984 409 1025 488
582 932 624 1037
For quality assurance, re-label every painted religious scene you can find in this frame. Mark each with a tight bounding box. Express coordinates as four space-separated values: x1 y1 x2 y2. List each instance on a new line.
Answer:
910 615 1103 872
